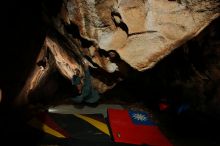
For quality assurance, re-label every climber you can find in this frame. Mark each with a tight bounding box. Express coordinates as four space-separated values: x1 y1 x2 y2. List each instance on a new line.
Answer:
71 63 100 104
71 68 82 95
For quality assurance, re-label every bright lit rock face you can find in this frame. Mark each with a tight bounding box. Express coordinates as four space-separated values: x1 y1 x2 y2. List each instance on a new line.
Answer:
57 0 219 71
12 0 220 106
45 0 219 94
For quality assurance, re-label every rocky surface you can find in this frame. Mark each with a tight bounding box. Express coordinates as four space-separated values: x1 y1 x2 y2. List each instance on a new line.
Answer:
56 0 219 71
5 0 220 105
42 0 219 94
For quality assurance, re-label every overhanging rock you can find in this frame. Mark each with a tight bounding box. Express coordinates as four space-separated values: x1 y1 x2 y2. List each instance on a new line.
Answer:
13 0 220 105
59 0 219 71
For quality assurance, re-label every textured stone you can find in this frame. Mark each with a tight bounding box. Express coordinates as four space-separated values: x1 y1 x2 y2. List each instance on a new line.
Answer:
60 0 219 71
14 0 220 105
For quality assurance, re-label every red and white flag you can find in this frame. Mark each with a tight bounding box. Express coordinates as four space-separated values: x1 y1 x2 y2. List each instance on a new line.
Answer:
107 109 172 146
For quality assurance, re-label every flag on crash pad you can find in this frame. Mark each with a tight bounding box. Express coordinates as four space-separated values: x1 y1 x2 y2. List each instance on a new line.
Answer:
107 109 172 146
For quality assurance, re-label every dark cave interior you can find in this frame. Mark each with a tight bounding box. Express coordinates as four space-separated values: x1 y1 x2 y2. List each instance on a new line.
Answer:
0 0 220 145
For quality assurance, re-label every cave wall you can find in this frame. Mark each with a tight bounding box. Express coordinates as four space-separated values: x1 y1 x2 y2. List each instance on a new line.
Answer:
0 0 219 111
0 0 47 103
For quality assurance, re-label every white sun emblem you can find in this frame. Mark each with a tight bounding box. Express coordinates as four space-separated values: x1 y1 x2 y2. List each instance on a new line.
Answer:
132 113 148 121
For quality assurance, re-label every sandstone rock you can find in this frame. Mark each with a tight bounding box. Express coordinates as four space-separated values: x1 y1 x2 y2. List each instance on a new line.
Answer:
60 0 219 71
13 0 220 105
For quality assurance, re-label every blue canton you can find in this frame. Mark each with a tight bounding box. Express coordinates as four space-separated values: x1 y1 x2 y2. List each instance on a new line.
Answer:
128 110 155 126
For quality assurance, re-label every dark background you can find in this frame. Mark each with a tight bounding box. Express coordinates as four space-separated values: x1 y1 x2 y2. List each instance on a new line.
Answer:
0 1 220 145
